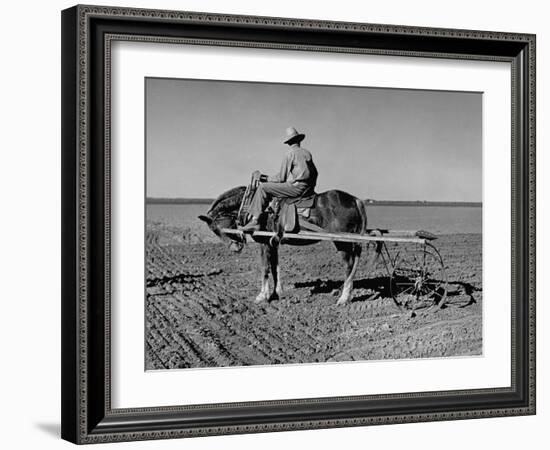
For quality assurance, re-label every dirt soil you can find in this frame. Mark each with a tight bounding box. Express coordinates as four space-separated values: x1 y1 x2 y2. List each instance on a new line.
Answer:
145 230 482 370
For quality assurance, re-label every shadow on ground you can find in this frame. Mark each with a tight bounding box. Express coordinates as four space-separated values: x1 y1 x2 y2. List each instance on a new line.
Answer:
294 276 481 307
294 276 391 298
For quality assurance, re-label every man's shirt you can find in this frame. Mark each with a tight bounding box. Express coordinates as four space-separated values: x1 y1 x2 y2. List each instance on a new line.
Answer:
268 145 318 188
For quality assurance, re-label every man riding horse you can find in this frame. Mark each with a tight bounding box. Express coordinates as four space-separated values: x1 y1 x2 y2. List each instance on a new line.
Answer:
199 126 376 305
240 126 318 233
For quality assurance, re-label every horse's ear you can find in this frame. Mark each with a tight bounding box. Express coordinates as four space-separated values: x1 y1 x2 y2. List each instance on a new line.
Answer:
198 214 213 225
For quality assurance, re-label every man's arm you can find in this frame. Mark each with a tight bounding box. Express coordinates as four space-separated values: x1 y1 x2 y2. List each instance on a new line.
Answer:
267 151 292 183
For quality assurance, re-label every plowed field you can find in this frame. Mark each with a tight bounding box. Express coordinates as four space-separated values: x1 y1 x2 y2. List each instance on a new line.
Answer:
145 226 482 370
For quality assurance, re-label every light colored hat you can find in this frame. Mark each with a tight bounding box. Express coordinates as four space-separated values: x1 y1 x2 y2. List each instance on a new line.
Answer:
283 126 305 144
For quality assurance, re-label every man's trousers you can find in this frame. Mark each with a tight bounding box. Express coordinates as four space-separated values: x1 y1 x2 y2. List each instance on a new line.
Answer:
248 181 309 219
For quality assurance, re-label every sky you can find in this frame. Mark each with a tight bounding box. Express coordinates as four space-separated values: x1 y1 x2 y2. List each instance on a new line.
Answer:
145 77 482 202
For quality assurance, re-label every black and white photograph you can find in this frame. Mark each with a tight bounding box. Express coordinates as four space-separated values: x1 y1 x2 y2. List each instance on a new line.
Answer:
145 77 483 370
0 0 543 447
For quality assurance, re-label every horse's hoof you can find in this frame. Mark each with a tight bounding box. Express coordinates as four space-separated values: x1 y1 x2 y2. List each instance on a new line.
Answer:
269 292 280 302
255 294 269 304
336 297 350 306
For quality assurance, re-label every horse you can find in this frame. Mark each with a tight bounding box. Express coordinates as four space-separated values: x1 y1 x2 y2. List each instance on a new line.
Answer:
198 186 381 305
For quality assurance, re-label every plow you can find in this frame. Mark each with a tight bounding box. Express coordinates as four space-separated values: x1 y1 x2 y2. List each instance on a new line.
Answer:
221 226 448 312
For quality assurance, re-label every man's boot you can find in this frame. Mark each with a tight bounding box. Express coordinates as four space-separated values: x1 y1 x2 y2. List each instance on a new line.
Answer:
239 216 260 233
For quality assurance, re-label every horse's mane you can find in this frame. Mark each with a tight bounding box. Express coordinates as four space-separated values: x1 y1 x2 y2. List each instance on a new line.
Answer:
206 186 246 219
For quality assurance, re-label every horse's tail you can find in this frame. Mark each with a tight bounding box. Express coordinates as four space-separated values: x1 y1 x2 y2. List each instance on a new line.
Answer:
355 198 368 235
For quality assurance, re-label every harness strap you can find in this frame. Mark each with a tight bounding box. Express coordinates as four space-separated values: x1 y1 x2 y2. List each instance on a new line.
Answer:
237 176 258 226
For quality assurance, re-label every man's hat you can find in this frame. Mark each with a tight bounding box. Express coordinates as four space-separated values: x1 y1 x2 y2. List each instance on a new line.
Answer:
283 126 305 145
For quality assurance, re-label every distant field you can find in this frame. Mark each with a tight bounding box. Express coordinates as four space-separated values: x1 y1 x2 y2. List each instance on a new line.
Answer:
146 203 482 245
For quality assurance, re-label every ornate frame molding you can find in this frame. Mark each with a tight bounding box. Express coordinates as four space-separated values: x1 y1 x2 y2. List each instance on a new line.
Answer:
61 5 536 444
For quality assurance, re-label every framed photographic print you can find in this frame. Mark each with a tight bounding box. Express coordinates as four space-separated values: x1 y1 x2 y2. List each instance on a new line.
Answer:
61 5 536 444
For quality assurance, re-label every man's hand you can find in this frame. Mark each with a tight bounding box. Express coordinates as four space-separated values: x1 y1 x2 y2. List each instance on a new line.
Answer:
252 170 262 182
252 171 268 183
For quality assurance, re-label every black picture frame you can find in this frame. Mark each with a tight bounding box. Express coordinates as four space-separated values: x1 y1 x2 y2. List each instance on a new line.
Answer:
61 4 536 444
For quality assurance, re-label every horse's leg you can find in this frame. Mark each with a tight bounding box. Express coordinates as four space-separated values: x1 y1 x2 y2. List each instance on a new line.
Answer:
276 266 283 297
335 243 362 305
268 245 282 301
255 244 271 303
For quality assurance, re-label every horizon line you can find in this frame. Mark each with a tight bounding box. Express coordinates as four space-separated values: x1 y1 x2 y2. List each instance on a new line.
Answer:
146 197 482 206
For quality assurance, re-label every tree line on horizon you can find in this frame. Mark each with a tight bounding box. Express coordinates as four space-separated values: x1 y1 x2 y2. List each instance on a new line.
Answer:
146 197 482 207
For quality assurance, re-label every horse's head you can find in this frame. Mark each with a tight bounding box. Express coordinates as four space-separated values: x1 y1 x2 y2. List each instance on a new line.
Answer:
198 186 247 253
